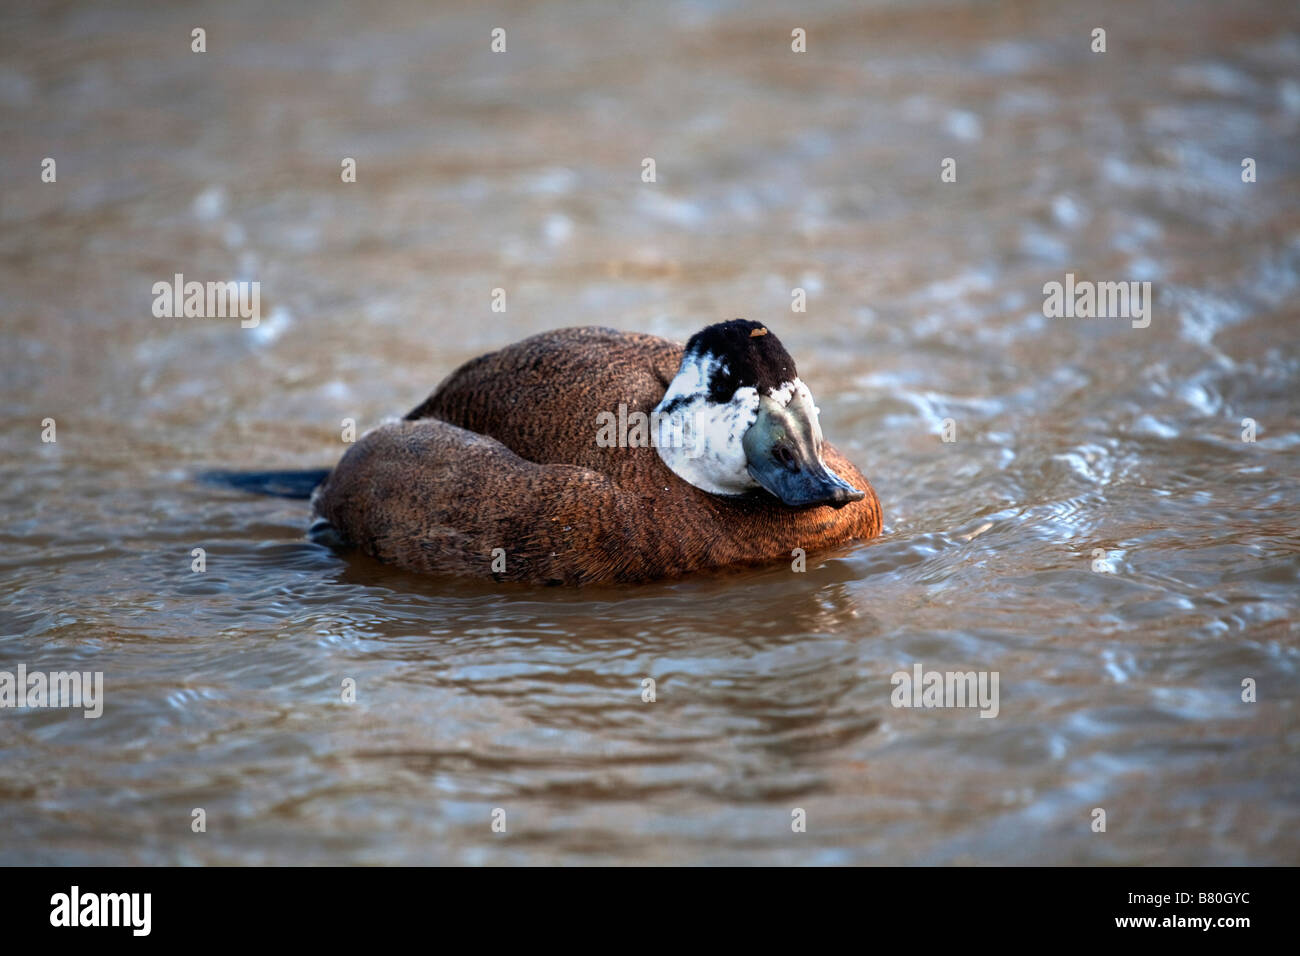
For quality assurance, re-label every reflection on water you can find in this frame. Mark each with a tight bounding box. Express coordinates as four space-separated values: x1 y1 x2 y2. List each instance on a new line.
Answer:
2 0 1298 863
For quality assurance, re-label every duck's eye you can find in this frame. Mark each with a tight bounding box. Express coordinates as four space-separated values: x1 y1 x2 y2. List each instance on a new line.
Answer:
773 444 797 469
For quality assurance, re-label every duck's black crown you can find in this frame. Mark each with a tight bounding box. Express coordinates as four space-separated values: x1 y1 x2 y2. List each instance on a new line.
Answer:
686 319 798 403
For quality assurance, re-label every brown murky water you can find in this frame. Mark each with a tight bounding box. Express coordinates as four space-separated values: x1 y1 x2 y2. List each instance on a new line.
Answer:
2 0 1298 864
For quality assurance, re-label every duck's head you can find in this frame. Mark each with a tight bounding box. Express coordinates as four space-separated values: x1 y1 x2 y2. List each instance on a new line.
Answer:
652 319 865 509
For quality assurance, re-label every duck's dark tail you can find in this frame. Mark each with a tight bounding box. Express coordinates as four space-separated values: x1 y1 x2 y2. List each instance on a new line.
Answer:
199 468 331 500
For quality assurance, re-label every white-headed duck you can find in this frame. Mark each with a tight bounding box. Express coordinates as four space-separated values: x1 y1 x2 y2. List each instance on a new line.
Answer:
310 319 881 584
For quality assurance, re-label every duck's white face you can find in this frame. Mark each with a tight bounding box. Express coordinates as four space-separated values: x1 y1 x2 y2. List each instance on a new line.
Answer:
652 321 865 509
653 349 765 495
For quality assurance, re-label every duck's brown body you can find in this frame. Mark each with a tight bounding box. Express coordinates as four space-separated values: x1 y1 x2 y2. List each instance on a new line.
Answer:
312 327 880 585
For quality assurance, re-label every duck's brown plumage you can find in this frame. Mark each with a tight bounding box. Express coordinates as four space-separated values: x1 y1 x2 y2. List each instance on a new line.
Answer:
312 326 881 585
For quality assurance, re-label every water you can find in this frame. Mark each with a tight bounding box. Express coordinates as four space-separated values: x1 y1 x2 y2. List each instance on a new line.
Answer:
2 0 1298 864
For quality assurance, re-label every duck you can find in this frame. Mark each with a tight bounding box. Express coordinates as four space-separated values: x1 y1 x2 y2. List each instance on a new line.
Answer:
309 319 881 585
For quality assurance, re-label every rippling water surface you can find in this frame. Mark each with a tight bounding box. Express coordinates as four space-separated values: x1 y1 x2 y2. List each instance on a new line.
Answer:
2 0 1298 864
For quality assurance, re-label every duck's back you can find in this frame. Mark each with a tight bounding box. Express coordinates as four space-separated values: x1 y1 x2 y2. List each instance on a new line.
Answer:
405 326 682 474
